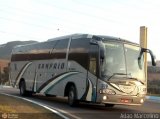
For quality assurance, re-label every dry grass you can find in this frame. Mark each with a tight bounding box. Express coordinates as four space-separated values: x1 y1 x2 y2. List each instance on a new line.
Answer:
0 94 63 119
0 59 9 69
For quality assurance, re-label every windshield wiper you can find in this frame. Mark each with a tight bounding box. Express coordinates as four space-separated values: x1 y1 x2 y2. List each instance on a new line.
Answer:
107 73 129 81
127 77 144 85
105 73 145 84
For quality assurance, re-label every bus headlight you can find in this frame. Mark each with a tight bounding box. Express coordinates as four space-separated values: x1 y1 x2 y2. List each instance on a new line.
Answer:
140 99 144 103
99 89 116 95
103 96 107 100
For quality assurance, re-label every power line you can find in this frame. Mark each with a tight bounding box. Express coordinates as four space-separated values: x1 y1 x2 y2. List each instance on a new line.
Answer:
1 0 123 25
0 0 141 40
33 0 123 24
0 7 95 33
0 6 61 24
1 1 139 33
0 16 55 31
0 6 98 30
0 30 40 40
0 15 91 35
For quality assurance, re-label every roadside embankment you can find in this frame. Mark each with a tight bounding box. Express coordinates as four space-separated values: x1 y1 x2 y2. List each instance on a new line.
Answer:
146 95 160 103
0 94 63 119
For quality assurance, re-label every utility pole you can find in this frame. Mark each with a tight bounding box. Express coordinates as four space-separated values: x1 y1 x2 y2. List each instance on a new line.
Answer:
140 26 148 83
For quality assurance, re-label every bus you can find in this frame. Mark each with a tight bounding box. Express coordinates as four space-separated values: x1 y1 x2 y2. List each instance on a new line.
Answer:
10 34 156 107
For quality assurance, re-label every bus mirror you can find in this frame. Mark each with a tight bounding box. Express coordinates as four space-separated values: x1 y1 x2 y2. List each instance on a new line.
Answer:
90 42 98 45
138 48 156 66
138 58 142 69
100 53 104 62
151 56 156 66
145 49 156 66
90 39 98 45
100 47 105 59
99 42 105 60
149 50 156 66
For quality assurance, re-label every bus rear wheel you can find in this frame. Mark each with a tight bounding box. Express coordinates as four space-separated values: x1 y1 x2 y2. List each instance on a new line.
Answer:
19 81 27 96
68 86 78 107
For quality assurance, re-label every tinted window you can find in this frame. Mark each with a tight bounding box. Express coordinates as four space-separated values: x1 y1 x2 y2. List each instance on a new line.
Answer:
69 38 89 69
27 41 57 54
52 39 69 59
89 45 99 76
54 39 69 53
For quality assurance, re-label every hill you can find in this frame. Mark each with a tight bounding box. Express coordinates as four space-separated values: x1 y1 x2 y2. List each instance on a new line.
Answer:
0 41 38 60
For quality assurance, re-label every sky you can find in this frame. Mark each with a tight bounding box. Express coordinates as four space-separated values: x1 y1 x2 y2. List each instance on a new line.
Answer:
0 0 160 60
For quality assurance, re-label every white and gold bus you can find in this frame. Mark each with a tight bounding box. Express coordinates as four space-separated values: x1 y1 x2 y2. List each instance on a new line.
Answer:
10 34 156 107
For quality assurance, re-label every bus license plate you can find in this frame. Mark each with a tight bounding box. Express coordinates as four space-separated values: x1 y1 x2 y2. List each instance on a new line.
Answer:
121 99 131 103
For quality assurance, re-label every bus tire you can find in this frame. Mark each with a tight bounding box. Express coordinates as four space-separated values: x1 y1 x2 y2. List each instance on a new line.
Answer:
19 81 27 96
105 104 114 108
68 86 78 107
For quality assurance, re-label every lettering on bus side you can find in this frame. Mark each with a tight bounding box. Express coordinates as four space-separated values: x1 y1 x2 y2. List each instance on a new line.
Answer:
38 62 65 70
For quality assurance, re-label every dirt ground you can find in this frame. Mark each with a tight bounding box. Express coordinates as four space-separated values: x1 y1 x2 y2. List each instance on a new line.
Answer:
0 94 63 119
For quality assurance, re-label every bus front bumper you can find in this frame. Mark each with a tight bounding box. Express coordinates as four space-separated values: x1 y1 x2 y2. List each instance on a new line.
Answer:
98 94 145 106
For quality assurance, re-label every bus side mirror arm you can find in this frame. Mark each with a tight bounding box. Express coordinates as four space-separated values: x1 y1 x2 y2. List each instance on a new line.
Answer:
148 49 156 66
138 48 156 66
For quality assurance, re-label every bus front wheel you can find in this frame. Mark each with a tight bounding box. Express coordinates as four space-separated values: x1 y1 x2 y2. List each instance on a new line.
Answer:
68 86 78 106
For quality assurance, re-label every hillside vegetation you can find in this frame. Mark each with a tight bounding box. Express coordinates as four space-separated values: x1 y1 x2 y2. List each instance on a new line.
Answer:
0 41 37 85
0 41 37 59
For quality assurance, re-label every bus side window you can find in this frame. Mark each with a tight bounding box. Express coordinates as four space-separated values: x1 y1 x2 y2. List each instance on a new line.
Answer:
89 45 99 76
89 58 96 75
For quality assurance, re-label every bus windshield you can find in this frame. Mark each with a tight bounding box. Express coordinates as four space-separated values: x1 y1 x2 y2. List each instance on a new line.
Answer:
124 44 145 82
101 42 145 82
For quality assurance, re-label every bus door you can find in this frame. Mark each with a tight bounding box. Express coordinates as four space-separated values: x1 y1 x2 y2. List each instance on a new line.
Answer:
87 44 99 102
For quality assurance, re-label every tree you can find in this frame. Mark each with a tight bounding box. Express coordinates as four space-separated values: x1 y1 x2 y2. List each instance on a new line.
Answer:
2 66 9 84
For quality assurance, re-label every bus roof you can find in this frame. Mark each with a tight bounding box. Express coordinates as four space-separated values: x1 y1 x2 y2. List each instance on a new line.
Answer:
15 33 139 49
48 33 139 46
97 35 139 46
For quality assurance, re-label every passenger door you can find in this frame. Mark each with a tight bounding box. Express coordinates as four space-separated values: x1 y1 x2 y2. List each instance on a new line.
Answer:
87 44 99 102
